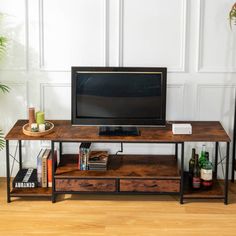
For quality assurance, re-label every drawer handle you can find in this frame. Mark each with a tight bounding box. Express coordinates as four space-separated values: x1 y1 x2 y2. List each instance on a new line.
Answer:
80 183 93 187
142 184 158 188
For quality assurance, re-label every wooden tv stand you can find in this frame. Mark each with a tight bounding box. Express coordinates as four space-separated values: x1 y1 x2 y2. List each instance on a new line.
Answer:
5 120 230 204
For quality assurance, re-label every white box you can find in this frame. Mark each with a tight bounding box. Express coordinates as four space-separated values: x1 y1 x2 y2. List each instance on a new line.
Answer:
172 123 192 135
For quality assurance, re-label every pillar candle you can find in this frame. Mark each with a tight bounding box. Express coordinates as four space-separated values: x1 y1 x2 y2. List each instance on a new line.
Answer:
36 111 45 125
38 124 46 132
28 107 36 127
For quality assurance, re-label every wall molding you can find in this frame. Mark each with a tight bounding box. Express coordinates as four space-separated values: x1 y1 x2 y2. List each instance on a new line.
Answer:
40 83 70 111
196 0 204 73
196 83 236 120
38 0 44 70
167 84 186 119
118 0 124 67
118 0 187 72
0 0 28 71
104 0 109 67
0 81 28 133
38 0 108 72
196 0 236 73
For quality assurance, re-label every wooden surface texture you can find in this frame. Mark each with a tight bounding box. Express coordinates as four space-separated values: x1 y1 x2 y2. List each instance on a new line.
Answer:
5 120 231 142
10 187 52 197
55 179 116 192
55 154 180 179
1 178 236 236
120 179 180 193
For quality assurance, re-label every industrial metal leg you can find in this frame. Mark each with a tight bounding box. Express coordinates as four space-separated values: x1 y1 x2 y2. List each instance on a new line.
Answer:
214 142 218 180
231 135 236 182
232 97 236 182
224 142 230 205
19 140 22 170
51 141 56 203
59 142 63 160
175 143 178 160
6 140 11 203
180 142 184 204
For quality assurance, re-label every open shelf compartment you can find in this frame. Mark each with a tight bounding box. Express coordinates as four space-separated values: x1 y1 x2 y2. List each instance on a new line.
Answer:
55 154 180 179
183 172 224 199
10 187 52 197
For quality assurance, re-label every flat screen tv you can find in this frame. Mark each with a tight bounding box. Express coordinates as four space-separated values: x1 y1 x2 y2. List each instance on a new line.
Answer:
71 67 167 136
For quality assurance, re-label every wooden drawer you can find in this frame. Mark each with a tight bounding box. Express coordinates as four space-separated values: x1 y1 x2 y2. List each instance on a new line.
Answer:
55 179 116 192
120 179 180 193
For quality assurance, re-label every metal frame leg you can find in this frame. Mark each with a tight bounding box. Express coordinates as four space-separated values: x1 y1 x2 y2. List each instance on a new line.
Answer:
232 135 235 182
51 141 56 203
224 142 230 205
19 140 22 170
59 142 63 160
232 97 236 182
175 143 178 160
214 142 218 180
180 142 184 204
6 140 11 203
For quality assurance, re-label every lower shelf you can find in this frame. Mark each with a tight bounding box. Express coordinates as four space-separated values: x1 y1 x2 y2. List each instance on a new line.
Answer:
183 172 224 199
55 154 180 194
9 163 225 202
10 187 52 197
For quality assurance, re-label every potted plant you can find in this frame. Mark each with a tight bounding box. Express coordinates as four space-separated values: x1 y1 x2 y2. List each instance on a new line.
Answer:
229 2 236 29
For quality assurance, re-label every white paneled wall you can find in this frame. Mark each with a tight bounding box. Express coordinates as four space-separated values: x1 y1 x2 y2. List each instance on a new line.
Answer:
40 0 106 70
122 0 187 71
0 0 236 178
197 0 236 72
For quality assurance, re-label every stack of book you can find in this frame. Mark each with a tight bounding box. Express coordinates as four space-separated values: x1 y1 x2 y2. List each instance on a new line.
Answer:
78 142 91 170
37 148 58 187
88 151 109 171
12 148 58 189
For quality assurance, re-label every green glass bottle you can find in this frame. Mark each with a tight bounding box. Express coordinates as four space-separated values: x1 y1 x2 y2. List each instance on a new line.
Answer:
199 144 206 168
188 148 196 181
201 152 213 189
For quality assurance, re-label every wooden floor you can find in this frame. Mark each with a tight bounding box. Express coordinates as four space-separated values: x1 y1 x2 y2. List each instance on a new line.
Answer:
1 179 236 236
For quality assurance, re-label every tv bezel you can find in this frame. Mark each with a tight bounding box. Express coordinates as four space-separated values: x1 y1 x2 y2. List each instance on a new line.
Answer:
71 67 167 127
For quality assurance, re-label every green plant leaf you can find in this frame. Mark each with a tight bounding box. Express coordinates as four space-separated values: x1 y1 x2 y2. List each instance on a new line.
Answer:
0 83 10 93
0 130 5 151
229 4 236 29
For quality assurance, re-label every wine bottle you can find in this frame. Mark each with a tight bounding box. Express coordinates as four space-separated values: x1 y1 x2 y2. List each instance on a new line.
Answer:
189 148 196 181
199 144 206 168
192 154 201 189
201 152 213 189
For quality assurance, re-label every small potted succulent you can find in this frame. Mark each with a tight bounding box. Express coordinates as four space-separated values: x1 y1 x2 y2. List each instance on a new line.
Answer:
229 2 236 29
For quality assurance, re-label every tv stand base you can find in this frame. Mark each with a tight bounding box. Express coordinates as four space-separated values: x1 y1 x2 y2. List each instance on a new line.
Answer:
99 126 140 136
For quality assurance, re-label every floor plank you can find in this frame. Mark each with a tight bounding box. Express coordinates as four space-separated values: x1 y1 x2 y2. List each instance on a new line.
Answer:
0 178 236 236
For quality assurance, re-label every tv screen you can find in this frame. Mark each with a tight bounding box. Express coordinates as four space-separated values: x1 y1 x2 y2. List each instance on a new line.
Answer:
71 67 167 127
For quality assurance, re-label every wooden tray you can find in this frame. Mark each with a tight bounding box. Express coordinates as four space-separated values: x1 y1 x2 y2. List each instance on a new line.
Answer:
22 121 54 137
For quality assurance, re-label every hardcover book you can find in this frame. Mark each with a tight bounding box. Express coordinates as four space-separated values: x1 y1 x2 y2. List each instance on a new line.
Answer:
47 150 58 188
42 149 51 188
79 142 91 170
13 168 38 188
37 148 45 187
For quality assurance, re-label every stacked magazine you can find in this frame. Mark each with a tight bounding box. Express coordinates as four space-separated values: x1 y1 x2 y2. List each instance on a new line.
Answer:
88 151 109 171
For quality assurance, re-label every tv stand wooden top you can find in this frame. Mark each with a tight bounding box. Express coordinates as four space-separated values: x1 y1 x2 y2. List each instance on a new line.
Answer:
5 120 230 143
